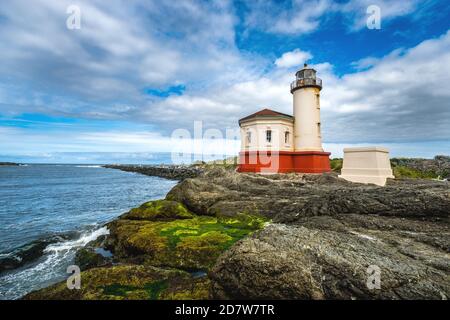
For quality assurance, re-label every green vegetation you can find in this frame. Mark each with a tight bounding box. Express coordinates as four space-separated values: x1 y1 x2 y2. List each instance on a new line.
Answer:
392 165 439 179
330 158 343 172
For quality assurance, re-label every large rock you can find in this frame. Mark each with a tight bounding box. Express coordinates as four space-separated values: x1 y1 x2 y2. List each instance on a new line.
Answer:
167 168 450 221
210 217 450 300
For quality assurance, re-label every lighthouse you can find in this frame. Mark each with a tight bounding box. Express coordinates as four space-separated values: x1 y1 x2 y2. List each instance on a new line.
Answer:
291 64 323 152
238 64 331 173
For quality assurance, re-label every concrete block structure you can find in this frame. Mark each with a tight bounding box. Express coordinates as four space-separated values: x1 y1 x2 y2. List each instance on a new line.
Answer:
238 64 331 174
339 147 395 186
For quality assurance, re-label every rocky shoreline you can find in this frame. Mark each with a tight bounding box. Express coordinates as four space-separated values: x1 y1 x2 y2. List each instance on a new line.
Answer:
24 162 450 300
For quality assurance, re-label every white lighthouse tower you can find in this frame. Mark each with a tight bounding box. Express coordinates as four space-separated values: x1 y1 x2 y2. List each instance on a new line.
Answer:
291 64 323 152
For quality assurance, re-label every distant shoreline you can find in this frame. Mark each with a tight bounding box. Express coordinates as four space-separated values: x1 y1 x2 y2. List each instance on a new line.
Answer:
0 162 20 166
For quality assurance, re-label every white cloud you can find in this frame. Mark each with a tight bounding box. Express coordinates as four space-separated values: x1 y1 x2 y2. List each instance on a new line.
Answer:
321 30 450 141
0 0 263 116
142 30 450 145
243 0 331 35
272 0 331 34
242 0 421 35
275 49 312 68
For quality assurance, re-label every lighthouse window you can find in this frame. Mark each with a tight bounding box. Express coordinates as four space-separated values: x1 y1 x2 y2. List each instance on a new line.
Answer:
285 131 290 144
266 130 272 143
246 131 252 144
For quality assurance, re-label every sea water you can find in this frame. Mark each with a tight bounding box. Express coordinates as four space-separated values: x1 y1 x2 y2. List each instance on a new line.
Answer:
0 164 177 300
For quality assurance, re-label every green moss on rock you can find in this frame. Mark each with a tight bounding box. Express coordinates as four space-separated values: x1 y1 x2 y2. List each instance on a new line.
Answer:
160 277 211 300
102 280 169 299
121 200 193 221
75 248 109 270
108 205 268 270
24 265 210 300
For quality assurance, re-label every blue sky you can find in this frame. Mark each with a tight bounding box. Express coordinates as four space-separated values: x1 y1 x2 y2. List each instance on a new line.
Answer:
0 0 449 163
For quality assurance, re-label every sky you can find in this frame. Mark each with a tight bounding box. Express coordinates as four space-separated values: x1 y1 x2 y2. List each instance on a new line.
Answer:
0 0 449 163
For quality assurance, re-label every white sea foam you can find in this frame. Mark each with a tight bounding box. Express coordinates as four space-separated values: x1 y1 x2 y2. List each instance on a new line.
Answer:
44 227 109 253
0 226 109 300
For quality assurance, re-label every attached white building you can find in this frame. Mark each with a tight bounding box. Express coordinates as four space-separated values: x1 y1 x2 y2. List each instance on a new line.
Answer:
239 109 294 152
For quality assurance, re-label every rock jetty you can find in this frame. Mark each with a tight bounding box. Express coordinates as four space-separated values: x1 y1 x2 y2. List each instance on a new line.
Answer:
103 164 203 180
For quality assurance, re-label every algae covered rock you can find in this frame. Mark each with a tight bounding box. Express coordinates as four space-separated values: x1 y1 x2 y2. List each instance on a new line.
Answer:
75 247 111 270
24 265 210 300
108 209 267 270
120 200 194 221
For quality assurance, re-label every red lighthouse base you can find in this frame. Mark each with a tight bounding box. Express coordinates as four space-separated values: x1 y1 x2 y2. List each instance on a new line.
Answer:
238 151 331 174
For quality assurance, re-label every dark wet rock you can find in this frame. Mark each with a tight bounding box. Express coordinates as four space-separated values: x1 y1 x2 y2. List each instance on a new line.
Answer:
75 247 111 271
0 235 69 274
210 220 449 300
73 234 113 271
103 164 203 180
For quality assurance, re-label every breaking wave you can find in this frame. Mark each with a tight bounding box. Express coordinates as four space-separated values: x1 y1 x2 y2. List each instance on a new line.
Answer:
0 227 109 300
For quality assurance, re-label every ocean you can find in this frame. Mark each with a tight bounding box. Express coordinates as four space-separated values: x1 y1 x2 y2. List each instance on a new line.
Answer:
0 164 178 300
